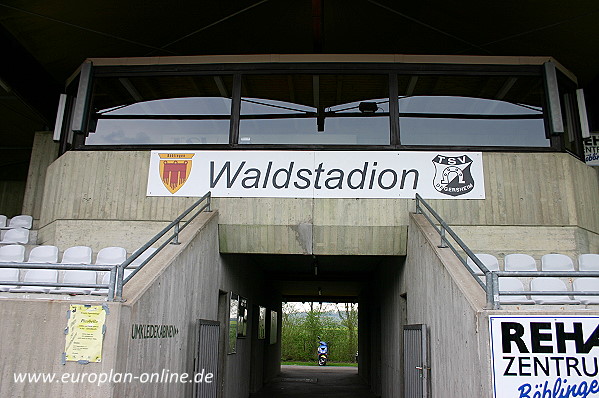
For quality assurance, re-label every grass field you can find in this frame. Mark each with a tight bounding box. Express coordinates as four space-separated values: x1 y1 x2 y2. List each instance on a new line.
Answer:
281 361 358 367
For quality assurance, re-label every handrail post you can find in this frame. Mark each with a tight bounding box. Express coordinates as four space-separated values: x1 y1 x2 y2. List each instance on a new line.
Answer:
439 226 447 248
206 193 212 212
171 222 181 245
485 272 500 309
107 266 117 302
415 195 422 214
485 272 494 309
115 265 124 301
492 272 500 309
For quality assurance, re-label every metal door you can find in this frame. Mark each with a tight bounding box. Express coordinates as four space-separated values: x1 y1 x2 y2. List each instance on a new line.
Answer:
403 324 430 398
194 319 220 398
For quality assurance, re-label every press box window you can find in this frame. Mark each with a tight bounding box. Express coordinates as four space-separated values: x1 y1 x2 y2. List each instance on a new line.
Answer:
239 74 390 145
85 75 233 145
397 75 549 147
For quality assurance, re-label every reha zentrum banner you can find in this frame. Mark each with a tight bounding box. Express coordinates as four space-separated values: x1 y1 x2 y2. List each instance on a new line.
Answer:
490 315 599 398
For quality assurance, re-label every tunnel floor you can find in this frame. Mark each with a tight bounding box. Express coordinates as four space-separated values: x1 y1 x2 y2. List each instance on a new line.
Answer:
250 365 376 398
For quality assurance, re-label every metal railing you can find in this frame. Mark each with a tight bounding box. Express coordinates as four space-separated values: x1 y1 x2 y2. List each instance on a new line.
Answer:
415 194 599 309
0 191 212 302
488 271 599 305
113 191 212 301
0 263 117 296
415 194 495 307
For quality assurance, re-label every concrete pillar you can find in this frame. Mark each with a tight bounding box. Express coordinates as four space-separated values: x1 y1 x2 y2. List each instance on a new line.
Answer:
0 180 26 217
22 131 58 225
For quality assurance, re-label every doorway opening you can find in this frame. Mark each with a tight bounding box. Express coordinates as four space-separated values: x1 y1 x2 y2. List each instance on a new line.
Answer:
281 301 358 367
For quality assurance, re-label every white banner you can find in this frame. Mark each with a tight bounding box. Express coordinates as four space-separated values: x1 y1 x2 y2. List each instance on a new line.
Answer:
489 315 599 398
584 133 599 166
147 150 485 199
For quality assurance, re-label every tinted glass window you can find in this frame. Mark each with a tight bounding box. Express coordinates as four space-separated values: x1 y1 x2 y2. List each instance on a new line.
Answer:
86 75 233 145
397 75 549 147
239 74 390 145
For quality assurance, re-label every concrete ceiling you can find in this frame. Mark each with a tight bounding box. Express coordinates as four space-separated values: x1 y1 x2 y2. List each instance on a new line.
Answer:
1 0 598 179
245 254 390 300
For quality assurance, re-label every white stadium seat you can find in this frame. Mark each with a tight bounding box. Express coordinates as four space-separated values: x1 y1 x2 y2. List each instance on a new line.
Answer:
530 277 580 305
0 244 25 262
504 254 537 271
573 278 599 305
0 228 29 245
95 246 127 265
499 277 535 304
51 270 97 295
7 215 33 229
28 245 59 263
92 269 133 295
541 254 574 271
12 269 58 293
0 245 25 291
0 267 20 292
0 215 6 228
466 253 499 276
61 246 92 264
578 254 599 271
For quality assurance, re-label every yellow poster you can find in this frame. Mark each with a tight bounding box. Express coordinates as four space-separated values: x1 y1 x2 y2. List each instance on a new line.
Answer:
64 305 106 363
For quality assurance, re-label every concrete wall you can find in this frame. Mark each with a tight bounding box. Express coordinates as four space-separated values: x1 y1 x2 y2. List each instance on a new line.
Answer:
0 299 122 398
0 180 25 218
37 219 171 253
113 211 221 398
400 213 489 397
452 225 599 263
219 254 282 397
360 260 397 397
22 131 59 224
373 257 406 398
36 150 599 256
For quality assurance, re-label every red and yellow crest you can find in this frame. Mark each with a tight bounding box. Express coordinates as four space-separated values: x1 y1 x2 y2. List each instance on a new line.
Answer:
159 153 194 194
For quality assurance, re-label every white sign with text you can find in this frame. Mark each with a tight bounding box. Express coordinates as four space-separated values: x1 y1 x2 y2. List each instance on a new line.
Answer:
489 315 599 398
147 150 485 199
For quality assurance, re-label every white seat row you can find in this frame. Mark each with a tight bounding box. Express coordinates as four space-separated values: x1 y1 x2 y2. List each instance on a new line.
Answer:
0 215 33 229
0 245 128 265
0 269 134 295
499 277 599 305
0 245 157 295
0 244 156 266
467 253 599 275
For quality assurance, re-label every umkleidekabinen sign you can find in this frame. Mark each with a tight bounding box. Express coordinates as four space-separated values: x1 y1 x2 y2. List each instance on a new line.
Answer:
489 316 599 398
147 151 485 199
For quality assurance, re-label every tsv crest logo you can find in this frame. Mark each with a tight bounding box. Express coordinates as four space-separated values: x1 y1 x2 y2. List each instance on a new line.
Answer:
432 155 475 196
159 153 194 194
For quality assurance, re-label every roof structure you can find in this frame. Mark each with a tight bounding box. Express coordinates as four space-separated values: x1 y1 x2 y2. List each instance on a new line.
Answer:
1 0 598 178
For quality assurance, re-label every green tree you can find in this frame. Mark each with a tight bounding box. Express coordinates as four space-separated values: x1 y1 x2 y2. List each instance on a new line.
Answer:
281 302 359 363
337 303 358 362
